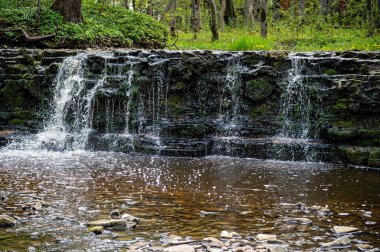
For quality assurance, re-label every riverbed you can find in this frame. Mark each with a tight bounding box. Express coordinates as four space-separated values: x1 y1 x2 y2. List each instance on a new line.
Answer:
0 151 379 251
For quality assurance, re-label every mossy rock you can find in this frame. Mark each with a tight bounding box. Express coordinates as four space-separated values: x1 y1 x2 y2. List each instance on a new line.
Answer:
244 79 273 103
327 128 357 142
329 98 358 113
368 148 380 168
338 146 369 166
324 69 338 76
9 118 25 126
88 225 104 235
357 129 380 138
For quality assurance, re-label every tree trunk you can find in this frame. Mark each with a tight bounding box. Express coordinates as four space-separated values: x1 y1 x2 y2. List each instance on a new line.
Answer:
220 0 226 31
191 0 199 38
377 0 380 28
36 0 42 23
253 0 260 22
208 0 219 40
196 0 202 29
320 0 329 15
166 0 178 37
124 0 129 8
260 0 267 37
244 0 254 27
367 0 375 36
299 0 305 17
52 0 82 23
225 0 236 25
132 0 136 10
147 0 153 16
272 0 281 19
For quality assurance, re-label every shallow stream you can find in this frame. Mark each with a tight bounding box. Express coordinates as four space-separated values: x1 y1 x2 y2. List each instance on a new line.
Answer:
0 151 379 251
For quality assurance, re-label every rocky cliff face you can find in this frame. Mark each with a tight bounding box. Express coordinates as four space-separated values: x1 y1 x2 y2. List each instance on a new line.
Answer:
0 49 379 167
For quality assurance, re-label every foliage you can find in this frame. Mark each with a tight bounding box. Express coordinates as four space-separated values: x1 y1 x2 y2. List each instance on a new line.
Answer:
0 0 378 51
0 0 168 48
170 26 380 51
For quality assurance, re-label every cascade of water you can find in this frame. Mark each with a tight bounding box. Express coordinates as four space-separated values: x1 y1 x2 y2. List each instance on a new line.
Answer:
6 53 110 151
124 61 136 135
146 59 168 137
279 53 312 139
217 54 245 138
219 54 244 121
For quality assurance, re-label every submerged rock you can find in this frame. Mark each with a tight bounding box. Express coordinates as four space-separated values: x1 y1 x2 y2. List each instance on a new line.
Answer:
0 215 17 227
321 235 351 248
284 217 312 225
87 219 136 230
162 244 195 252
88 225 104 234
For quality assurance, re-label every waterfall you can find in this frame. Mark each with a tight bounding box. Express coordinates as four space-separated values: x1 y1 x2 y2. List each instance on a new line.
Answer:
279 53 312 139
217 54 245 138
124 61 136 135
5 53 108 151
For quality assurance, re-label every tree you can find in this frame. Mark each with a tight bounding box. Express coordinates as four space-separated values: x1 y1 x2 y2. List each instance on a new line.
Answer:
207 0 219 40
52 0 82 23
320 0 329 15
367 0 375 35
260 0 267 37
244 0 259 27
191 0 200 38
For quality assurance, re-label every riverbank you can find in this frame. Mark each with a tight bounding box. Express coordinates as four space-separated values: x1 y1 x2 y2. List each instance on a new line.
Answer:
168 28 380 51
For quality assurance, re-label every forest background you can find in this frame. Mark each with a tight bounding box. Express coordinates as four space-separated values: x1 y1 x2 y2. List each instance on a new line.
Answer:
0 0 379 51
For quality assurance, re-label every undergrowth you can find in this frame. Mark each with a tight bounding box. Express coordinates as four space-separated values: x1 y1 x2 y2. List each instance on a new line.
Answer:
0 1 168 48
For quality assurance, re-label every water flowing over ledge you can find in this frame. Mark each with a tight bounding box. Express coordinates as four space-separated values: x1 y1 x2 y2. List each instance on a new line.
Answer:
0 49 379 166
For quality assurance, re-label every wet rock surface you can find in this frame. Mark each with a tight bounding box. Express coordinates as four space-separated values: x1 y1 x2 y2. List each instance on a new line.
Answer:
0 49 379 167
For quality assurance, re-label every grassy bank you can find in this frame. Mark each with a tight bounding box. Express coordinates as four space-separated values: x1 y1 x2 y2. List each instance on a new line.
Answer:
169 27 380 51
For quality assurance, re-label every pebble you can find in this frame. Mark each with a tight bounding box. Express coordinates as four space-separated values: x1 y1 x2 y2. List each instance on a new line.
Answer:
220 230 234 239
110 210 121 219
267 245 288 252
203 237 225 247
0 215 17 227
121 213 140 223
220 230 240 239
33 201 43 211
357 244 374 251
162 244 195 252
255 234 277 241
332 225 359 234
27 247 36 252
365 221 377 225
321 235 351 248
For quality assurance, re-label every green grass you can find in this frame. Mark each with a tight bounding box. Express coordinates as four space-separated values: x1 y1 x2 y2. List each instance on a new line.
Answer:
0 1 168 48
169 26 380 51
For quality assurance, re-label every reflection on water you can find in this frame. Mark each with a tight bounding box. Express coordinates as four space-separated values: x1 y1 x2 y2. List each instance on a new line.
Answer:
0 151 379 251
